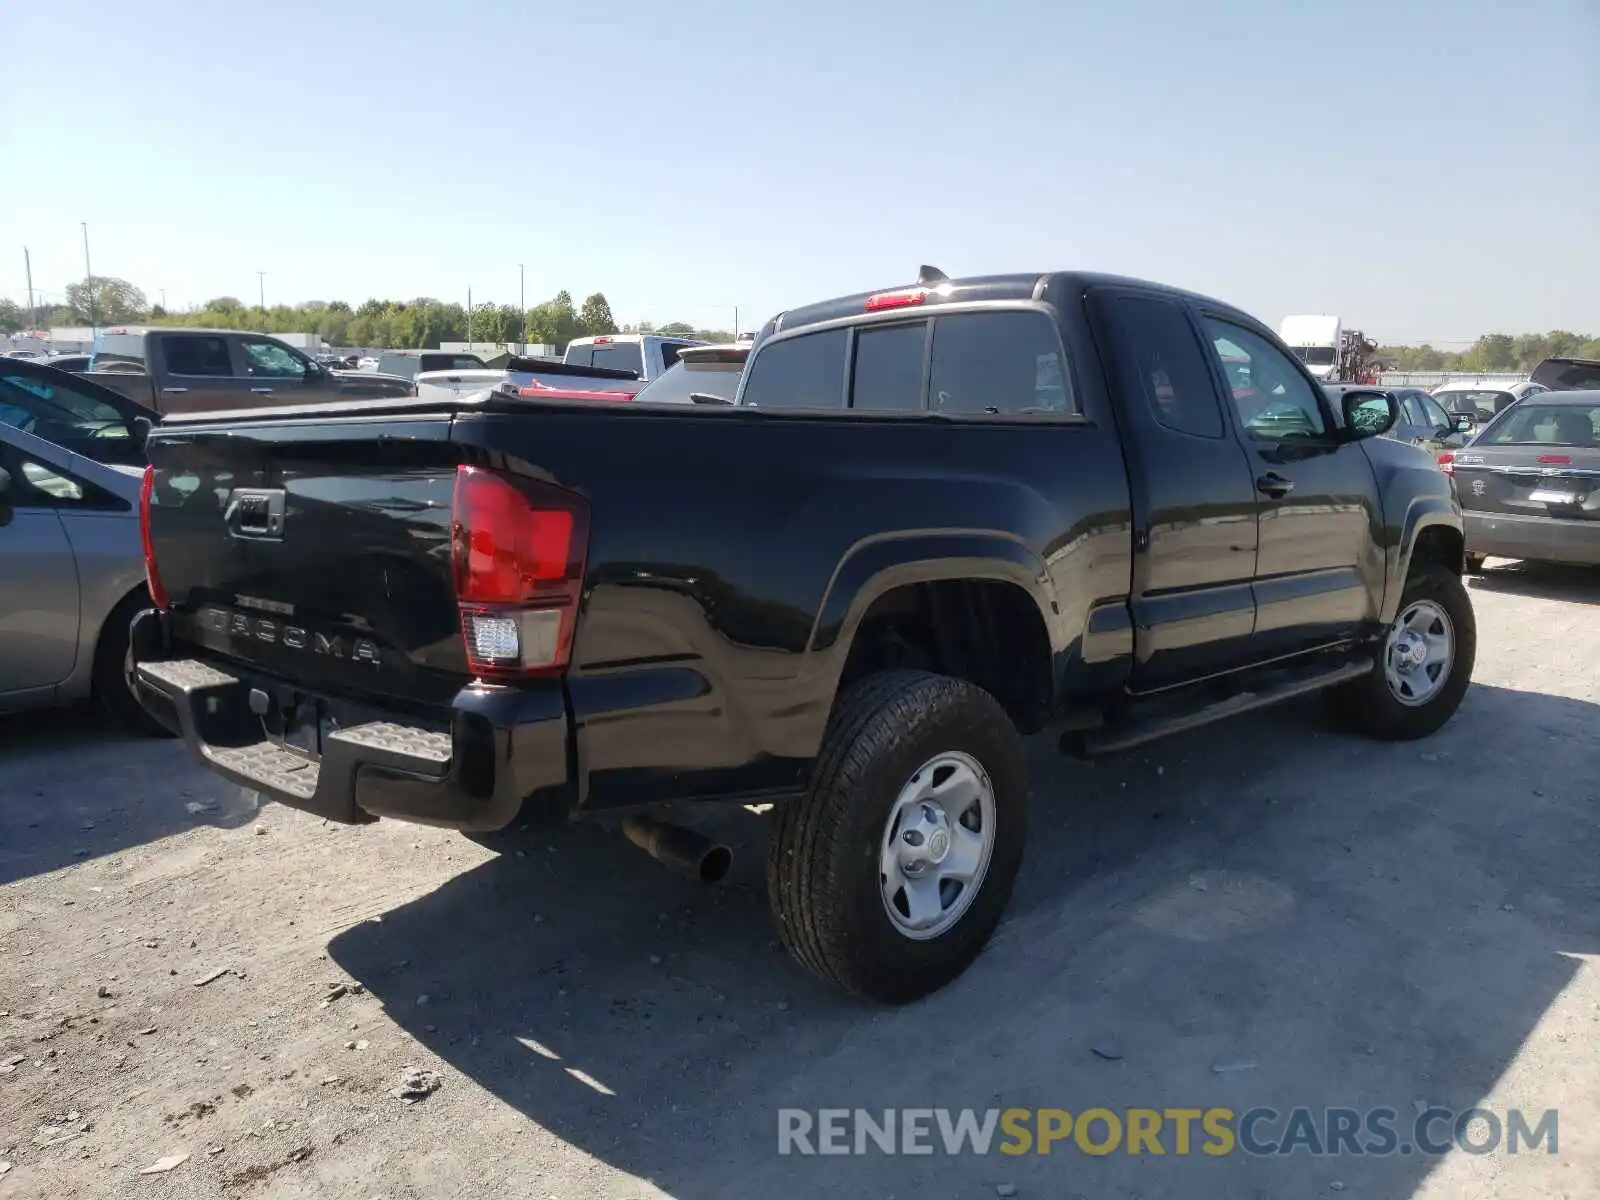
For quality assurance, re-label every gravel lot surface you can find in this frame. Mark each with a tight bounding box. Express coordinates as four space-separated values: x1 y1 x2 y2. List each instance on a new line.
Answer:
2 561 1597 1199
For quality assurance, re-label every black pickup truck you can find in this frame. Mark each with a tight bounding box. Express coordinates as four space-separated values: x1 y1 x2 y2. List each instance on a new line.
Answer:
129 268 1474 1003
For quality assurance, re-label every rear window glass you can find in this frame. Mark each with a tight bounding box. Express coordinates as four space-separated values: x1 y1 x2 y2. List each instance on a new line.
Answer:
850 322 926 412
1105 295 1222 438
419 354 486 372
634 358 745 405
1479 404 1600 446
92 333 147 370
567 342 644 377
928 311 1076 416
163 335 233 377
741 329 847 409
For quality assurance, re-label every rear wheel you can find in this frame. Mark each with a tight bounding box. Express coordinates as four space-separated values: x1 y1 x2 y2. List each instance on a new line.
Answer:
767 670 1027 1004
1325 563 1475 740
94 593 174 738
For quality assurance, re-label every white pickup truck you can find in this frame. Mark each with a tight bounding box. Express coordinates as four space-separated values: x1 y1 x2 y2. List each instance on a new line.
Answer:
501 333 707 397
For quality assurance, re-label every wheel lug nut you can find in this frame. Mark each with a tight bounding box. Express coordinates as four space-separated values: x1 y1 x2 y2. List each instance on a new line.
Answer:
902 830 925 847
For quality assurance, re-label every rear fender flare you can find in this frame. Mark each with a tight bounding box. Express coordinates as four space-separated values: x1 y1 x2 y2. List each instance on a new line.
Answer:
805 530 1061 689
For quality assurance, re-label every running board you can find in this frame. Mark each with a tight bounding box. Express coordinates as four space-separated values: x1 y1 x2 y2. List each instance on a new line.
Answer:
1069 660 1373 758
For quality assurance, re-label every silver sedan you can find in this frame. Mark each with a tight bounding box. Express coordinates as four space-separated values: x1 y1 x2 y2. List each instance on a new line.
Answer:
0 422 169 733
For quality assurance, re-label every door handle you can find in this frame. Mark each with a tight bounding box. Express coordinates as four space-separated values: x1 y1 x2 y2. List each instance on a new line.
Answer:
1256 472 1295 499
161 387 188 395
250 387 274 395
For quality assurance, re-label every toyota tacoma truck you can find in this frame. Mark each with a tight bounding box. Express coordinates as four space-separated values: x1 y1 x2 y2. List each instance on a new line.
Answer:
127 268 1474 1004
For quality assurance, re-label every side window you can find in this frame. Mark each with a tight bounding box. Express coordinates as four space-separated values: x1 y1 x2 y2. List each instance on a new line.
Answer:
1105 295 1223 438
1398 395 1425 427
0 373 133 443
928 311 1076 416
850 322 925 412
658 342 691 371
740 329 848 409
1421 395 1453 431
241 340 308 380
163 335 234 377
0 446 124 510
1200 318 1327 440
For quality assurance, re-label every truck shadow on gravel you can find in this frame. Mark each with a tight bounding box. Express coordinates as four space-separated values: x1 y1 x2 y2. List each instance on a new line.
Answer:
0 706 257 886
329 682 1600 1199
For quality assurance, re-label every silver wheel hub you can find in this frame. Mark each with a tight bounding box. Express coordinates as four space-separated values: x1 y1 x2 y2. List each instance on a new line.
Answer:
879 751 996 941
1383 599 1454 707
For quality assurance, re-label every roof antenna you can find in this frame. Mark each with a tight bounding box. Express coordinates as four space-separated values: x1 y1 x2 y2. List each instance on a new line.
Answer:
917 265 949 286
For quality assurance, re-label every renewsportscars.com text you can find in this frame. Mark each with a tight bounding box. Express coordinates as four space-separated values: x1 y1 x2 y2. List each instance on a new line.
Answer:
777 1106 1558 1158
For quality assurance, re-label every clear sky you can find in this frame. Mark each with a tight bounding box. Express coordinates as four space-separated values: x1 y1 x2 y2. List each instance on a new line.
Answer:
4 0 1596 342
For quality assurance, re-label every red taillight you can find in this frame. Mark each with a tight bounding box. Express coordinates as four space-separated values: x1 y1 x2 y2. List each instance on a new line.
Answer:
450 466 588 678
139 465 170 610
863 287 929 312
592 336 613 345
1437 452 1454 476
1537 454 1573 465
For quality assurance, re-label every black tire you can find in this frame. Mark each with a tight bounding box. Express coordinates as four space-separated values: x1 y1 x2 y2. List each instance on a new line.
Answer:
1324 563 1475 741
767 670 1028 1004
1463 553 1485 575
94 592 174 738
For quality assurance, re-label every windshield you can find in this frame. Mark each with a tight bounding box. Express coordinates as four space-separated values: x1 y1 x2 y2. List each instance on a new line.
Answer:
1291 346 1337 366
1478 404 1600 447
1437 390 1515 419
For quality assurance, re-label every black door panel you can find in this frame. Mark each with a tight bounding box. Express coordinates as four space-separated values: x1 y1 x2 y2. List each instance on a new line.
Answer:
1092 290 1260 690
1197 315 1385 660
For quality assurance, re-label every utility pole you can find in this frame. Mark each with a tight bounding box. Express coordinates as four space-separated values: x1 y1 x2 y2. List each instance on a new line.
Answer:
81 222 96 330
256 271 266 311
23 247 36 328
518 264 525 349
160 289 167 311
734 306 739 338
467 286 473 345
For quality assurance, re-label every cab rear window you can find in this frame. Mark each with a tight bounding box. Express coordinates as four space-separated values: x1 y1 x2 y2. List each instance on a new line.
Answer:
1479 405 1600 446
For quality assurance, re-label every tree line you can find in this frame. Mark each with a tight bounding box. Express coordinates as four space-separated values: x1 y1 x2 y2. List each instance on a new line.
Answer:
0 277 735 350
4 276 1592 368
1375 331 1600 373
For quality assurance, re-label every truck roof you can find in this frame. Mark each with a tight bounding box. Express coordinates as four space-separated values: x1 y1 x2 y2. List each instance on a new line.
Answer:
765 270 1256 338
566 333 708 347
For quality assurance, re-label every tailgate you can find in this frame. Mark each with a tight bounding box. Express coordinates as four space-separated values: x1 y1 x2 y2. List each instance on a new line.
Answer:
145 413 469 709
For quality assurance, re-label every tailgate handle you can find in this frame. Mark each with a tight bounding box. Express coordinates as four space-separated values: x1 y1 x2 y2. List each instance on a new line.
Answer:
224 487 287 539
250 387 274 395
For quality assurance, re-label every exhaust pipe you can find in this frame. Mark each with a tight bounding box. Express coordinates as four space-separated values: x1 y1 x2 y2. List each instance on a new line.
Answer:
622 815 732 884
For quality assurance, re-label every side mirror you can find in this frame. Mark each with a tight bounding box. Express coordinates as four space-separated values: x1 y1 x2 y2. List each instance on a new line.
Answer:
688 392 733 406
1340 389 1397 439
